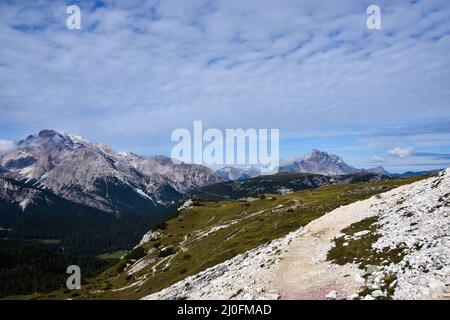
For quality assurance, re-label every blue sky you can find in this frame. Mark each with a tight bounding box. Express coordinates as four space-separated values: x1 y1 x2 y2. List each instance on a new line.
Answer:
0 0 450 173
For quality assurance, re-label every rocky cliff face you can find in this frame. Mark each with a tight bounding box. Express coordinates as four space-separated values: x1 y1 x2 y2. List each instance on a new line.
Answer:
127 154 224 193
0 177 49 215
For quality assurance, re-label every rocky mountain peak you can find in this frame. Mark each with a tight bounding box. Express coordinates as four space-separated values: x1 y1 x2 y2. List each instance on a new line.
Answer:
279 149 359 176
38 129 60 138
366 166 390 175
303 149 344 164
18 129 83 152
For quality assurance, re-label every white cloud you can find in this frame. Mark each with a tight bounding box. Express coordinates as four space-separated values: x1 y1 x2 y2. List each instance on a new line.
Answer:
0 0 449 173
389 147 413 158
0 139 16 153
1 1 450 140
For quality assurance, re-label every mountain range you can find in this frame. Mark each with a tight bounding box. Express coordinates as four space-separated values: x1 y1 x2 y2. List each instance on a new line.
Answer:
0 130 445 299
215 150 391 182
1 131 436 224
0 130 222 255
0 131 394 220
0 131 436 245
0 130 222 215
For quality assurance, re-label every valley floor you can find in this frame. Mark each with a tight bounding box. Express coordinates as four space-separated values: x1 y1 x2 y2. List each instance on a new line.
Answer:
144 169 450 300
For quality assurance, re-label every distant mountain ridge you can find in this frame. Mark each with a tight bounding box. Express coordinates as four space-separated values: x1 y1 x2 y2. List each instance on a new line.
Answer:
279 150 391 176
365 166 390 176
215 150 391 181
213 150 438 179
391 169 442 178
279 149 361 175
216 166 261 181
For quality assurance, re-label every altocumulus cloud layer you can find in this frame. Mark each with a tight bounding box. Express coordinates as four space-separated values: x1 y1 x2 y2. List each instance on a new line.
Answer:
0 0 449 171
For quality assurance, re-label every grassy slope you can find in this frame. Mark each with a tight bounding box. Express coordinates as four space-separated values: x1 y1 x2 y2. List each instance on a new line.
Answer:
97 250 129 261
14 175 428 300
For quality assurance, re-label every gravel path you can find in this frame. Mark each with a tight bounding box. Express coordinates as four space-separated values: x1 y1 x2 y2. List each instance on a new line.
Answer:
273 197 379 299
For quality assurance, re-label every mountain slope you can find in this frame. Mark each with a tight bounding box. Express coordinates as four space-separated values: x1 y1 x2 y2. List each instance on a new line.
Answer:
35 174 427 299
0 177 171 255
143 169 448 300
0 129 222 257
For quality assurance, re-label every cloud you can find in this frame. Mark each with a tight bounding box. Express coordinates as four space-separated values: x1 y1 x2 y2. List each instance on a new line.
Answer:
0 139 16 153
389 147 413 158
0 0 449 173
414 152 450 160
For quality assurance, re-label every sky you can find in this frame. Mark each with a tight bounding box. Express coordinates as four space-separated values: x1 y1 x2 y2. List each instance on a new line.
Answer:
0 0 449 173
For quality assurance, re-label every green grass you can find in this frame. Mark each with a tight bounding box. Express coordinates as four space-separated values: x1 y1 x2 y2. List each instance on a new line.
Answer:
17 175 428 300
32 239 61 245
327 216 406 299
97 250 129 261
327 217 406 266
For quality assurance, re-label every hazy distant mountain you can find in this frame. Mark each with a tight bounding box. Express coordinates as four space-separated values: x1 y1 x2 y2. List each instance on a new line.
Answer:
279 150 361 176
279 149 439 178
391 169 442 178
216 166 261 181
366 166 390 176
188 172 387 201
278 150 393 177
0 130 222 214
